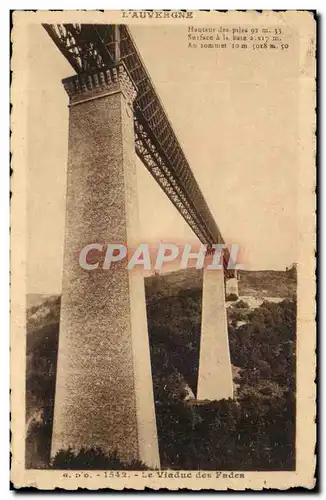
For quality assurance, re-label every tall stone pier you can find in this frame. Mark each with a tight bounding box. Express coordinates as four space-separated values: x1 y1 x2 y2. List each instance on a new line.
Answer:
197 267 234 401
51 64 160 468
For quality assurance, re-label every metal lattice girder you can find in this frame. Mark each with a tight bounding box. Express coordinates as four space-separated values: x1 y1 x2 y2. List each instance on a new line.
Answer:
43 23 233 275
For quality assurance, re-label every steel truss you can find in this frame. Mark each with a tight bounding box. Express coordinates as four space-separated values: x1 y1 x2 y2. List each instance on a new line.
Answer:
43 23 233 274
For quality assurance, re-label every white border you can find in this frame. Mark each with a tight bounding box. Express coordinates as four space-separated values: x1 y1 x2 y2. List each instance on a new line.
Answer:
4 2 321 498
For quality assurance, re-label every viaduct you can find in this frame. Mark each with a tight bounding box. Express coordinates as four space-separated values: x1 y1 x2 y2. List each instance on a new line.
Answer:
43 23 237 469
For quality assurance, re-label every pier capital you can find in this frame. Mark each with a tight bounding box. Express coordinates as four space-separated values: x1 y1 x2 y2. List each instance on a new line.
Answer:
62 63 137 107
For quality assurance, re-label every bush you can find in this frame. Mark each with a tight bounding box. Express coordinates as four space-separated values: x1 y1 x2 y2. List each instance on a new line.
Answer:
226 293 238 302
51 448 149 470
233 299 249 309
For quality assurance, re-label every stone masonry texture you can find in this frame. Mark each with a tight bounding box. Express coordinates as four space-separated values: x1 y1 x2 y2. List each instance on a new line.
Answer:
51 65 160 468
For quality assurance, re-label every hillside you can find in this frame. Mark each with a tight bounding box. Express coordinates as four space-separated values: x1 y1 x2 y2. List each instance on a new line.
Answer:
145 268 296 301
25 268 296 470
237 270 296 298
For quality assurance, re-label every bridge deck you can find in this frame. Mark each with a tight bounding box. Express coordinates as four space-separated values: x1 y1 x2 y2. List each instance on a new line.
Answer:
43 23 233 273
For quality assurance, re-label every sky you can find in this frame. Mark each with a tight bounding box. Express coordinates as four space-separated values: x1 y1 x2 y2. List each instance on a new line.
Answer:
25 23 299 294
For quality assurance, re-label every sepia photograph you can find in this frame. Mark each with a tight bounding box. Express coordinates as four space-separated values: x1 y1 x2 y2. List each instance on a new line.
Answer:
10 10 316 490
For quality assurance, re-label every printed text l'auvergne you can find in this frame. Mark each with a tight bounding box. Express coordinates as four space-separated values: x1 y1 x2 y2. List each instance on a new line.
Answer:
122 11 194 19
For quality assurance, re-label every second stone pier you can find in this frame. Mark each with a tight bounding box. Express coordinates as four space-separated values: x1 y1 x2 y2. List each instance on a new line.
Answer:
197 267 234 401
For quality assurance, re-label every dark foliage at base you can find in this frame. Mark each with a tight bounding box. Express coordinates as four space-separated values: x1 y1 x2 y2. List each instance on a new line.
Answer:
147 294 296 470
155 392 295 470
25 296 60 468
25 274 296 471
146 289 202 396
51 448 149 470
